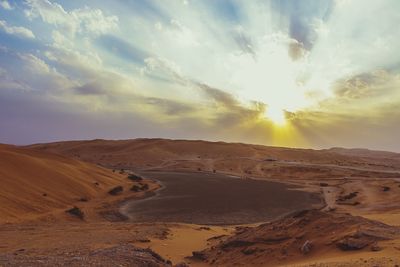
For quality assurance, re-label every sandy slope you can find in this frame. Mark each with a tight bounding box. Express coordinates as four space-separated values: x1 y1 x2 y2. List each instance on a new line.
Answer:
28 138 400 180
0 143 169 265
0 144 132 223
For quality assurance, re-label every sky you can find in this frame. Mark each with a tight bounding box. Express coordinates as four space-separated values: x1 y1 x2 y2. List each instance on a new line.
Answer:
0 0 400 151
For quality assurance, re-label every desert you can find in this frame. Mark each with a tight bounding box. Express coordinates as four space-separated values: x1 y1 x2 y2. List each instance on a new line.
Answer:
1 139 400 266
1 1 400 266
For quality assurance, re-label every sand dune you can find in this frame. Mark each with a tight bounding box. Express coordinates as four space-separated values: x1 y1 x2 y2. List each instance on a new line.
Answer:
0 144 125 223
27 139 400 178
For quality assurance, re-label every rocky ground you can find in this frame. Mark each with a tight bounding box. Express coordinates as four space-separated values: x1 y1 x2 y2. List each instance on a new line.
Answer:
0 244 170 267
196 210 400 266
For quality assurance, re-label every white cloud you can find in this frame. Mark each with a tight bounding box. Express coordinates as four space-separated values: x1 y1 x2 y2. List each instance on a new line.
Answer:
0 0 13 10
24 0 118 37
15 53 76 92
19 53 52 74
0 20 35 39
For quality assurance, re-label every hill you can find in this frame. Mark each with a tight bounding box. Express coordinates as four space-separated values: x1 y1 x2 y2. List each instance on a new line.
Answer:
27 138 400 179
0 144 125 223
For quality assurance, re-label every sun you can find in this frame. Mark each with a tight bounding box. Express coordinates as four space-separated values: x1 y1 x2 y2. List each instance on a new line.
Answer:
267 106 286 125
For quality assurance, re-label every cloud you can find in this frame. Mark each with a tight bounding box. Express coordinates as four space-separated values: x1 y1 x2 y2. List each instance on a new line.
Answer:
24 0 118 37
196 82 239 108
288 40 306 61
0 0 12 10
333 70 397 100
0 49 75 94
0 67 27 90
1 0 400 151
144 97 196 116
232 26 255 57
0 20 35 39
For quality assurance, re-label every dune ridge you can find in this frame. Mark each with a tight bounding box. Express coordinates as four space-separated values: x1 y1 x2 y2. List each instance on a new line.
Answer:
0 144 125 223
27 138 400 176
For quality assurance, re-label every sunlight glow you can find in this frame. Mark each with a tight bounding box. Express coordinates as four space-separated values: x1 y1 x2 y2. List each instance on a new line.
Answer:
230 33 313 118
267 106 286 125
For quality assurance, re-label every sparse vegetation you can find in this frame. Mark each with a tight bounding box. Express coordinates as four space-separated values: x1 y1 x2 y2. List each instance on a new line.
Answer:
192 251 207 261
66 206 84 220
141 183 149 190
128 174 143 181
382 186 390 192
131 183 149 192
131 185 141 192
337 191 358 201
108 186 123 195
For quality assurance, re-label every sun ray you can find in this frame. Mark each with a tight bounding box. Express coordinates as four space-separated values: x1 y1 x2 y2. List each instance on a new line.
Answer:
267 107 286 125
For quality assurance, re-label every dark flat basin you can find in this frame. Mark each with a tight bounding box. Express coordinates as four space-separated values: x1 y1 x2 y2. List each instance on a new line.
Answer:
122 171 322 225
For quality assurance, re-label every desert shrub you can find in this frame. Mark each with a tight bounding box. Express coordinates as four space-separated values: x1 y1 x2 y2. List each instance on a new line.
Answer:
130 183 149 192
128 174 143 181
141 183 149 190
66 206 84 220
131 185 141 192
382 186 390 192
108 186 123 195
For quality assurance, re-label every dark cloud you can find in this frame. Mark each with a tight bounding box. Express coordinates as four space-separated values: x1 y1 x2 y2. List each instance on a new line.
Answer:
288 40 305 61
196 82 239 108
73 81 108 95
195 82 267 127
145 97 195 116
333 70 395 99
210 103 265 127
271 0 334 50
233 29 255 56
